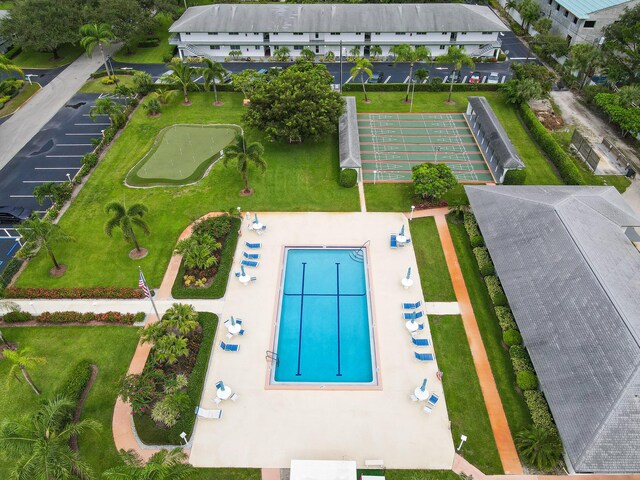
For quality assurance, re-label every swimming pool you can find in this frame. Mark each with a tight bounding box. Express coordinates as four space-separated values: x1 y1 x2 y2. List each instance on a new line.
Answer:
272 247 376 385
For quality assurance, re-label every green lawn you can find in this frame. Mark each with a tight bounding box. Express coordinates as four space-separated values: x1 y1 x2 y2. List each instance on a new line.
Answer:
113 14 174 64
79 75 136 94
16 92 359 289
0 83 40 117
409 217 456 302
447 217 532 442
360 470 460 480
0 1 14 8
12 44 83 68
430 315 503 474
191 469 262 479
0 326 141 478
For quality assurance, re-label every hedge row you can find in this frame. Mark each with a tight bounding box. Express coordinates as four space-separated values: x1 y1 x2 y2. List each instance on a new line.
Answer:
4 287 146 299
472 247 495 276
463 212 484 248
510 345 534 374
495 306 518 331
341 83 501 93
90 69 140 79
1 310 144 324
524 390 559 436
484 275 508 307
518 104 583 185
0 258 23 293
4 45 22 60
340 168 358 188
503 169 527 185
56 360 93 403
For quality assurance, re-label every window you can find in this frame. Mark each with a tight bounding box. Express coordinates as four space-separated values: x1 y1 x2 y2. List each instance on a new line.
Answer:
442 32 448 35
396 32 406 35
330 32 340 35
208 32 217 35
230 45 240 50
482 31 492 35
417 32 427 35
439 45 446 50
584 20 596 28
255 46 261 49
556 4 560 10
548 0 552 4
374 32 381 35
294 45 303 50
293 32 303 36
229 32 239 35
460 32 467 35
356 32 362 35
573 16 578 24
272 33 279 36
564 9 569 17
185 32 191 36
209 45 220 50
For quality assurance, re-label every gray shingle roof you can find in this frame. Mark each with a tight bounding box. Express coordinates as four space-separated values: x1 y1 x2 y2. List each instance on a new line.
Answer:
169 4 509 34
339 97 361 170
465 185 640 474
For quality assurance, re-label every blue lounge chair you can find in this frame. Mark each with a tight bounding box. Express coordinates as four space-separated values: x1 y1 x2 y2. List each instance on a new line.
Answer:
402 300 422 310
390 234 397 249
238 329 245 336
414 352 434 361
220 341 240 352
417 323 425 331
243 251 260 260
245 242 261 249
403 310 424 320
427 393 440 407
234 272 241 277
215 381 224 389
405 238 411 244
241 260 259 268
412 337 430 347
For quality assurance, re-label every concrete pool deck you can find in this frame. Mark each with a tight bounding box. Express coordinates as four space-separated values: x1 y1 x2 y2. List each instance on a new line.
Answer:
189 212 455 469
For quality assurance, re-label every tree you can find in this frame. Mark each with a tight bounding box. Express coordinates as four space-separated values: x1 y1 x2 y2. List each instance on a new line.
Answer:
200 58 226 105
80 23 116 78
533 33 570 58
132 71 153 95
0 397 100 479
244 61 344 143
163 303 199 335
154 334 188 365
89 97 125 127
533 17 553 35
0 55 23 77
0 0 83 60
17 215 73 271
348 45 361 59
414 68 429 84
300 47 315 62
143 98 161 116
618 84 640 107
166 60 198 104
96 0 155 55
273 46 290 61
104 201 150 254
103 447 193 479
232 69 260 100
568 43 602 88
4 348 46 395
437 46 474 103
350 58 373 103
500 77 544 104
505 0 519 11
602 4 640 84
174 234 221 270
517 0 541 31
516 427 563 471
370 45 382 60
32 182 57 206
228 49 242 59
222 135 266 194
324 51 335 62
412 163 458 201
511 62 555 94
395 44 431 102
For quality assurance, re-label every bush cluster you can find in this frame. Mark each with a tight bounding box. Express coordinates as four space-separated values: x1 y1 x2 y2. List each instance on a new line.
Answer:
463 212 484 248
1 310 144 324
137 37 160 48
484 275 508 307
503 169 527 185
340 169 358 188
4 287 146 299
56 360 93 403
472 247 495 276
518 104 582 185
510 345 534 374
90 69 139 79
517 370 539 391
524 390 558 435
503 329 523 347
495 306 518 331
192 215 233 241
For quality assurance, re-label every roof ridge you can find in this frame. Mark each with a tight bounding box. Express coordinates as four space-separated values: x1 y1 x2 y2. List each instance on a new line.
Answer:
466 186 559 208
573 193 640 227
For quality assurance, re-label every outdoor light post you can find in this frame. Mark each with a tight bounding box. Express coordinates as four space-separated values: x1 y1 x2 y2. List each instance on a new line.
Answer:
373 170 377 185
339 40 343 93
179 432 188 445
435 146 441 163
24 74 36 85
457 434 467 451
410 205 415 221
66 173 72 183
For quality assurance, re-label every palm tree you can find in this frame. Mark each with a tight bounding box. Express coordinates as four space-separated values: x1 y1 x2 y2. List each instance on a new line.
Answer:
348 45 361 60
0 397 100 479
569 43 602 88
174 234 221 270
300 47 315 62
350 58 373 103
89 97 124 127
166 60 198 105
200 58 227 106
103 447 193 479
222 135 267 195
154 334 188 365
150 88 179 105
17 215 73 272
104 202 150 254
369 45 382 61
516 427 563 471
4 348 46 395
163 303 199 335
32 181 57 206
0 54 23 77
79 23 116 78
437 46 475 104
414 68 429 84
273 47 290 62
395 44 431 102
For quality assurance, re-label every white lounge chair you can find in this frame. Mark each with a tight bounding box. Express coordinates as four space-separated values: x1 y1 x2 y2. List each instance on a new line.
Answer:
194 407 222 419
214 397 222 405
423 405 433 414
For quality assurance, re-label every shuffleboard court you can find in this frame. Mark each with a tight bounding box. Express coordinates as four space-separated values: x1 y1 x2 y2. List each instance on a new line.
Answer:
358 113 494 183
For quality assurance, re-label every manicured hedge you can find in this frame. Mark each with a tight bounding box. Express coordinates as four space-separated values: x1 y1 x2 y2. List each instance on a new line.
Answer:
1 310 32 323
503 169 527 185
510 345 534 374
0 258 23 292
90 69 140 79
56 360 93 403
503 329 523 347
463 212 484 248
342 83 501 92
472 247 495 276
4 287 146 299
484 275 508 307
516 370 538 391
518 104 583 185
1 310 144 324
340 168 358 188
4 45 22 60
495 306 518 331
524 390 558 435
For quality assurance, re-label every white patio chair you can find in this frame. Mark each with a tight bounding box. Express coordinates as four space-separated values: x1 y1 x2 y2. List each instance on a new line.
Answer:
194 407 222 419
423 406 433 414
230 393 239 402
410 394 419 402
214 397 222 406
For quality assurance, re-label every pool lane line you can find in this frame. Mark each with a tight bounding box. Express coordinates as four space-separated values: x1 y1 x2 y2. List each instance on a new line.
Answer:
335 262 342 377
295 262 307 377
283 292 365 297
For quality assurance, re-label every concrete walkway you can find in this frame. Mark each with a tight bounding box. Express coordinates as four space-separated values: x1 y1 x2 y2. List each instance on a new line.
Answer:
435 214 522 475
0 45 118 169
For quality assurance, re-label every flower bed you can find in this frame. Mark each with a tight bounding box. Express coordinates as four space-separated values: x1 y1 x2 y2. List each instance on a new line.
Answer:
4 287 146 299
1 310 144 324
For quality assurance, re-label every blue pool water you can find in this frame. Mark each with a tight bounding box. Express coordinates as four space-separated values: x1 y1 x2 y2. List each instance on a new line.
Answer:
273 248 375 384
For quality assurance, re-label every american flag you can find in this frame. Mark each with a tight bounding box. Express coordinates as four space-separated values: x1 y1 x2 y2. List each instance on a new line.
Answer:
138 268 151 298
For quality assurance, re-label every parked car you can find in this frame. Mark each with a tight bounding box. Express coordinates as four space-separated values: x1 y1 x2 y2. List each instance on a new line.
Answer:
468 71 482 84
370 71 385 83
0 206 31 224
487 72 500 84
256 68 269 74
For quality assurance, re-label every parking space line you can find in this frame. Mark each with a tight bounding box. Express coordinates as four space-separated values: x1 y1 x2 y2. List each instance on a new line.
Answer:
45 155 84 158
57 143 92 146
10 195 35 198
462 76 468 83
443 76 449 83
500 76 507 83
82 114 107 117
403 76 410 84
23 180 66 183
384 76 391 84
65 133 101 136
35 167 81 170
75 123 109 126
7 242 19 255
345 76 353 84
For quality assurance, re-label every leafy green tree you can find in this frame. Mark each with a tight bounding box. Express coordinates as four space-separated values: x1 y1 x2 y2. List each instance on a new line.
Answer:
412 163 458 201
500 77 544 104
223 135 266 194
154 334 188 365
104 201 150 254
273 46 291 61
166 60 198 104
143 98 161 115
395 44 431 102
174 234 221 270
228 50 242 59
0 55 23 77
200 58 227 105
163 303 199 335
150 88 178 105
533 33 570 58
533 17 553 34
370 45 382 60
300 47 315 61
517 0 541 30
96 0 155 54
602 4 640 84
4 348 46 395
17 215 73 271
594 92 640 137
350 58 373 102
414 68 429 84
505 0 519 11
244 61 344 143
324 51 335 62
0 397 100 479
436 46 474 103
132 71 153 95
511 62 555 94
618 84 640 108
32 182 57 206
80 23 116 78
568 43 602 88
232 68 260 100
348 45 361 59
0 0 83 60
89 97 125 127
103 447 193 479
516 427 563 471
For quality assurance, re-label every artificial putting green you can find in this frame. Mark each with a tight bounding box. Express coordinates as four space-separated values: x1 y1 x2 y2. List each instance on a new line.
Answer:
126 124 240 187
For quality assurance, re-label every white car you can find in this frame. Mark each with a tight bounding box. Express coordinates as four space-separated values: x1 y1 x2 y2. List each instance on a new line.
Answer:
487 72 500 84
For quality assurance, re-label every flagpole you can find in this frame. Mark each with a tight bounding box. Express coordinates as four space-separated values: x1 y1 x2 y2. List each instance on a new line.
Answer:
139 266 160 321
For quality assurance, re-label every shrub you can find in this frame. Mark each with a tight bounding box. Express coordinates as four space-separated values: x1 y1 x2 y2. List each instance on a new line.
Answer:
133 71 154 95
118 372 161 415
517 370 538 390
5 45 22 60
56 360 92 403
485 275 508 307
472 247 495 276
582 85 609 105
503 329 523 346
1 310 33 323
4 287 145 299
0 257 23 291
81 153 98 169
138 37 160 48
495 306 518 331
463 212 484 247
151 391 189 428
503 169 527 185
510 345 534 373
516 426 563 472
339 168 358 188
192 215 233 241
524 390 558 434
34 311 143 324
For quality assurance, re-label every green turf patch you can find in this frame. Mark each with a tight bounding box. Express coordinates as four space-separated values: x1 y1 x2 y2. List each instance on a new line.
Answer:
126 124 240 187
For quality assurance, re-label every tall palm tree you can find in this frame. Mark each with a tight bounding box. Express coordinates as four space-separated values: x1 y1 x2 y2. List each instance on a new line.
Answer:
0 54 23 77
200 58 226 106
273 47 290 61
104 202 150 254
569 43 602 88
395 44 431 102
0 397 100 479
437 46 475 104
4 348 46 395
89 97 124 127
350 58 373 103
17 215 74 272
348 45 361 59
103 447 193 479
369 45 382 60
300 47 315 61
79 23 116 78
166 60 198 105
163 303 199 335
223 135 266 195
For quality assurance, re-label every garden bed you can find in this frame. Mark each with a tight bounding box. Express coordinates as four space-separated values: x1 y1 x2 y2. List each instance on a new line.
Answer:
0 310 144 325
4 286 146 299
